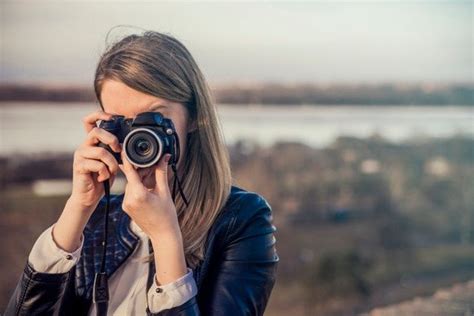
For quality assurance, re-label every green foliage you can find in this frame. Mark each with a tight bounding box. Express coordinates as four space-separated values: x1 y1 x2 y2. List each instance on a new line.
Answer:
303 250 372 301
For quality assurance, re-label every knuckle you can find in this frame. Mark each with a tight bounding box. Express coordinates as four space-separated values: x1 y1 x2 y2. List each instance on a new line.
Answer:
87 129 98 140
134 191 148 203
74 161 84 172
122 203 129 213
99 165 108 174
123 193 147 211
76 148 87 159
122 200 134 212
73 152 83 165
97 147 108 158
110 163 119 174
106 132 117 143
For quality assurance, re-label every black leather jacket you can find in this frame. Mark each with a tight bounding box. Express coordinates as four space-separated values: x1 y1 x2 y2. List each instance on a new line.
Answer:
5 185 279 315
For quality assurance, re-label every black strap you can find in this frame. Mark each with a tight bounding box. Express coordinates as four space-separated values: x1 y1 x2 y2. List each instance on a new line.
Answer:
170 130 189 207
93 272 109 316
146 239 156 291
93 180 111 316
145 239 156 315
171 163 189 207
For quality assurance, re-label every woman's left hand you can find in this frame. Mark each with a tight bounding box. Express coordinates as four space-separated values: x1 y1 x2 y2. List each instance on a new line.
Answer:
118 151 180 240
119 151 188 284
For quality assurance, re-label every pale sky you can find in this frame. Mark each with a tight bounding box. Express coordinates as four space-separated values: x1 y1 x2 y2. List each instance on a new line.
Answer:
1 0 472 85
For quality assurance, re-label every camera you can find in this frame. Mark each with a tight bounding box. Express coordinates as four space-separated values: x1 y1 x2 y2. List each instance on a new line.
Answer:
97 111 180 169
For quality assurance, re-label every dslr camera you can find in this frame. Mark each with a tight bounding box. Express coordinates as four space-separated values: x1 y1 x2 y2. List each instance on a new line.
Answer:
97 111 181 168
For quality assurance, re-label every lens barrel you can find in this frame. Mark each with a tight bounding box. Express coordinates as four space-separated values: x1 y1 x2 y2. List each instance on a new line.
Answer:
123 128 164 168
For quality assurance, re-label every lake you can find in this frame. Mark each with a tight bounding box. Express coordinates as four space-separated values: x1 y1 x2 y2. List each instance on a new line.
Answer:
0 102 472 155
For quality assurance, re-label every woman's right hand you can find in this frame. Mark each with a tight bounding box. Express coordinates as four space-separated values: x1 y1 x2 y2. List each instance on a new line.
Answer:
69 110 122 211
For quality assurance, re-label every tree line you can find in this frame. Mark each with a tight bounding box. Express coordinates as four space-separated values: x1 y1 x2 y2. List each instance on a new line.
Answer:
0 82 472 105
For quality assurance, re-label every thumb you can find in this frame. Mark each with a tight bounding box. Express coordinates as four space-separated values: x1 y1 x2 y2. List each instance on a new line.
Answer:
154 154 171 194
119 150 141 185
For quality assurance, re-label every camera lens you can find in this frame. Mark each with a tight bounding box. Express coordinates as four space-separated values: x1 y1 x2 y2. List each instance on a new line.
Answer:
135 139 151 156
123 128 163 168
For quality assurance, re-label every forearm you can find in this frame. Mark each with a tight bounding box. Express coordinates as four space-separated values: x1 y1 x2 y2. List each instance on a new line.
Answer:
53 196 96 252
149 224 187 286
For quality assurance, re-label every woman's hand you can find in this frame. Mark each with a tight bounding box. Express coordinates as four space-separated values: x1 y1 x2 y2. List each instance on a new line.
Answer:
70 110 122 211
119 150 180 239
119 150 187 285
53 110 121 252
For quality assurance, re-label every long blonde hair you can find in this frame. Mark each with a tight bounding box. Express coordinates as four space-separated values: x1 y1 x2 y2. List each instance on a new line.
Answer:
93 30 232 268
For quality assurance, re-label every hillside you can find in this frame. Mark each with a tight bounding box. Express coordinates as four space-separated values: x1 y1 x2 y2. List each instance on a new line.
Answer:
0 82 472 105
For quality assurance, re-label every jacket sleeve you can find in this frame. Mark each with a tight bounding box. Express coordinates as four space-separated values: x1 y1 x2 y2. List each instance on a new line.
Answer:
147 268 198 313
4 260 73 316
28 224 84 274
4 223 83 316
150 193 279 316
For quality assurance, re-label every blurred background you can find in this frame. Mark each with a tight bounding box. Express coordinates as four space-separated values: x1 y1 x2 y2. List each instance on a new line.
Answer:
1 0 473 315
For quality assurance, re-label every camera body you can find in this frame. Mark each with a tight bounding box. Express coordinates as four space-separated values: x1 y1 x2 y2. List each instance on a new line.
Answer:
97 111 180 168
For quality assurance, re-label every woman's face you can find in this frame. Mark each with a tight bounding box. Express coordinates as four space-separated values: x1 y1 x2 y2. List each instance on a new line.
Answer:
100 79 192 190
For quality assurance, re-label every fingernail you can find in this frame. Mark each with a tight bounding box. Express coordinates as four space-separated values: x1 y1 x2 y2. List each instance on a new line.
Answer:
165 155 171 163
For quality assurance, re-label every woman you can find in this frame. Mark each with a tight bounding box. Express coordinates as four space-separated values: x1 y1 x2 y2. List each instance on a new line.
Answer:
5 31 278 315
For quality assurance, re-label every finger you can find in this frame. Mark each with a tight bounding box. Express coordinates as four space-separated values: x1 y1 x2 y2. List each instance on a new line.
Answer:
120 150 142 185
77 146 119 175
154 154 171 195
84 127 122 153
82 110 114 134
109 173 116 187
76 159 110 182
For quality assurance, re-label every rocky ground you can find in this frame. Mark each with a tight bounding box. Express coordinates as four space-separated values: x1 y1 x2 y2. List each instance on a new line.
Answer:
367 279 474 316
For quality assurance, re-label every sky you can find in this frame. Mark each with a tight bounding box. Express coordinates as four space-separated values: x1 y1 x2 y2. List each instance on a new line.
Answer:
1 0 472 85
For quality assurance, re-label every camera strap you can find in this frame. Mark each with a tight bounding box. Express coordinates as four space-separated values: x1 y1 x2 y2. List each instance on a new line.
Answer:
170 131 189 207
93 179 111 316
171 163 189 207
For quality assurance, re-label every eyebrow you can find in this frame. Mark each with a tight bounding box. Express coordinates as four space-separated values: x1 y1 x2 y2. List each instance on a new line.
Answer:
148 103 168 111
106 102 168 117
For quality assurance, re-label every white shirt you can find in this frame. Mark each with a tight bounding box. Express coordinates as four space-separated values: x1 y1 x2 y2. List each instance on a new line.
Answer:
27 221 198 315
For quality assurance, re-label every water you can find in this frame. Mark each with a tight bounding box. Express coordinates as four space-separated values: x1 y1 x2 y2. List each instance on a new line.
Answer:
0 102 472 155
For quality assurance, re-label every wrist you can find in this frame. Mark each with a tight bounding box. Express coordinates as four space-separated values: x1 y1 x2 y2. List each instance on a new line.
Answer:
150 225 187 286
53 199 91 252
67 194 100 214
149 224 183 248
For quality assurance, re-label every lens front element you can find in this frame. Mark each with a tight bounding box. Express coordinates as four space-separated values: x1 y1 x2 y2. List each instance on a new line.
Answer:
123 128 163 168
